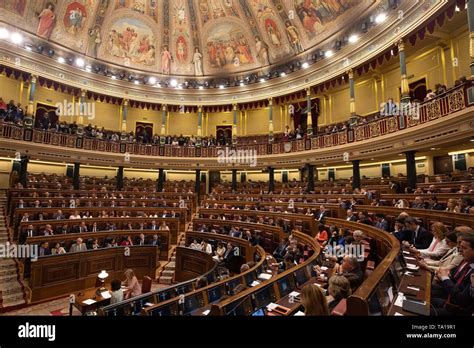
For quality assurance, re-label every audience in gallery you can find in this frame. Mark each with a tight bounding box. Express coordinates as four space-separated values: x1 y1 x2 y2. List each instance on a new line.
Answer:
1 76 468 149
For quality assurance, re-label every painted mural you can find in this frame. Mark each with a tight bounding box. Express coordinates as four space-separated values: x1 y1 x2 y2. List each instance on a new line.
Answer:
36 2 57 39
3 0 377 76
206 22 254 69
294 0 362 38
114 0 159 22
198 0 239 25
104 17 156 66
63 1 87 35
0 0 28 16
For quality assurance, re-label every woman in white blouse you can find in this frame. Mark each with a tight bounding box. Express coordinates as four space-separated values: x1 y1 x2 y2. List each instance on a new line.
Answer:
411 222 449 260
201 240 213 255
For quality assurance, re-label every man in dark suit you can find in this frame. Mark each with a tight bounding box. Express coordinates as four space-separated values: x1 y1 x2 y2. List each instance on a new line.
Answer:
53 209 65 220
404 216 433 249
315 205 328 222
338 255 364 292
374 213 389 232
75 221 88 233
345 209 357 222
149 234 161 247
136 233 146 246
39 241 51 256
430 233 474 315
19 224 35 244
56 224 70 234
428 196 444 211
149 220 158 231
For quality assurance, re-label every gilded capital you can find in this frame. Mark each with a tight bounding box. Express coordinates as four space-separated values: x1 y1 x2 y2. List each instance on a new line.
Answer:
397 39 405 52
348 69 354 80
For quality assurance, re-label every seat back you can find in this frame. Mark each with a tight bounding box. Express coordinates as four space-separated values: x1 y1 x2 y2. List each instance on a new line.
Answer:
331 298 347 316
141 276 152 293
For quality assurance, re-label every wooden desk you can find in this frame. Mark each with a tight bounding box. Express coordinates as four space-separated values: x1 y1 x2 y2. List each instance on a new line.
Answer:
387 251 431 316
74 288 111 315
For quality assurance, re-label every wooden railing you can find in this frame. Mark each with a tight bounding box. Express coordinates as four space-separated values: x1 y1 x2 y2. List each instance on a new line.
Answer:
28 245 159 303
99 233 266 316
18 217 180 244
0 81 471 158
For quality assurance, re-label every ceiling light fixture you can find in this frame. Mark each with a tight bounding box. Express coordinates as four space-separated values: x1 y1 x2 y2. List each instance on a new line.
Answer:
302 62 309 69
348 34 359 43
170 79 178 87
10 32 23 44
375 13 387 24
148 77 157 84
0 27 9 40
75 57 85 67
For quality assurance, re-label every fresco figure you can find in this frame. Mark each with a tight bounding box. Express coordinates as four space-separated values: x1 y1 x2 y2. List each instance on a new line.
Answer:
162 45 172 74
192 47 203 76
36 3 56 40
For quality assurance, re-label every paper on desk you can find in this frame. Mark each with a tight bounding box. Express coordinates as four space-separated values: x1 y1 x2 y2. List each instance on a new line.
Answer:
320 266 329 271
394 312 404 316
404 271 414 276
314 283 322 287
289 291 300 297
294 311 305 316
394 293 405 308
402 251 410 255
203 309 210 316
406 263 419 270
266 302 278 311
144 302 154 307
100 291 111 299
406 286 420 292
250 280 261 287
258 273 272 280
82 299 97 305
404 256 416 261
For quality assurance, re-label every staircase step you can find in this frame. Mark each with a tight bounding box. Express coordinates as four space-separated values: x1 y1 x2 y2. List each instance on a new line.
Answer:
1 292 25 305
161 270 175 277
0 274 19 283
170 256 176 262
164 262 175 270
0 268 18 277
158 276 173 285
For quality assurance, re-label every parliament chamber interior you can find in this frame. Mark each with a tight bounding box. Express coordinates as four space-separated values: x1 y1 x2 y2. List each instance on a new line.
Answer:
0 0 473 331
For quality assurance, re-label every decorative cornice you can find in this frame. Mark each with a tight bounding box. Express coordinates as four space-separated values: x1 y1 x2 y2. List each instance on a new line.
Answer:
0 1 449 105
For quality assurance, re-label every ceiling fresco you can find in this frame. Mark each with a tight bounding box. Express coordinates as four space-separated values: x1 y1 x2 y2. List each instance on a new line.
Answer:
0 0 378 77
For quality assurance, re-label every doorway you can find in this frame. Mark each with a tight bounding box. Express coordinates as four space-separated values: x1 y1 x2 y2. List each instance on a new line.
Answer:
135 122 154 143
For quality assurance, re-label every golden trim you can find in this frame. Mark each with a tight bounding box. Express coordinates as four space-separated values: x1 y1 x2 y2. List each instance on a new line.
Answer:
439 46 448 86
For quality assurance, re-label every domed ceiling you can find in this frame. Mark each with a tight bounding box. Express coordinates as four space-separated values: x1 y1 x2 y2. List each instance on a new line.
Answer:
1 0 379 77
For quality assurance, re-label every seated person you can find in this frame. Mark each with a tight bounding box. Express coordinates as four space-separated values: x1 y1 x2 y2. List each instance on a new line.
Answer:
419 230 464 273
332 256 364 292
122 269 142 299
430 233 474 315
326 275 352 312
410 222 449 261
110 279 124 304
300 283 330 316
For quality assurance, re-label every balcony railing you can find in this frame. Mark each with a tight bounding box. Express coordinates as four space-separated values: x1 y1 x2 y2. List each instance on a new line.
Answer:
0 81 472 158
